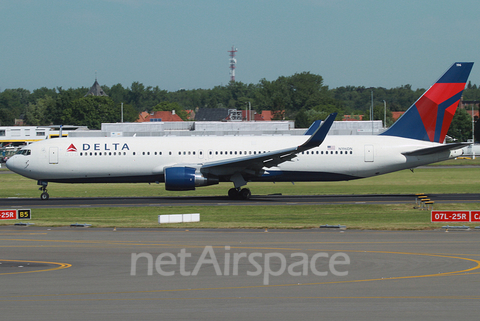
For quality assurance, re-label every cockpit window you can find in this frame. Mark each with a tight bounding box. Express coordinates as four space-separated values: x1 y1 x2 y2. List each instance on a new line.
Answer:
16 149 31 156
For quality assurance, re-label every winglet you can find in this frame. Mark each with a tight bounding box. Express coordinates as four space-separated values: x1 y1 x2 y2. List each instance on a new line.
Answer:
304 120 322 135
298 113 336 151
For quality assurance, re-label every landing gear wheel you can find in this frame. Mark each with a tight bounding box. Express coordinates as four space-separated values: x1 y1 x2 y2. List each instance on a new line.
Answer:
38 182 49 200
228 188 239 199
239 188 251 200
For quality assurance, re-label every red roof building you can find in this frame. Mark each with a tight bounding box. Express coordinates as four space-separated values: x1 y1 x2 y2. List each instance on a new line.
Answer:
342 115 364 121
239 110 284 121
136 111 183 122
391 111 405 121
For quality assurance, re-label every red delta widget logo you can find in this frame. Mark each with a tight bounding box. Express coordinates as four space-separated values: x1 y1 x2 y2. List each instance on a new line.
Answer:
66 143 130 152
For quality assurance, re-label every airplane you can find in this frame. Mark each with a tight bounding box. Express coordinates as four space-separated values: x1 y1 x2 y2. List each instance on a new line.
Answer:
6 62 474 200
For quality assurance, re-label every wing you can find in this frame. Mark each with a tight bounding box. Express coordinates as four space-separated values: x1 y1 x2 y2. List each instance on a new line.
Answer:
200 113 336 184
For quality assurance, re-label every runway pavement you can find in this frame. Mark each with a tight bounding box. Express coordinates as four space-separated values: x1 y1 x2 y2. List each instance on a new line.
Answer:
1 193 479 209
1 226 479 320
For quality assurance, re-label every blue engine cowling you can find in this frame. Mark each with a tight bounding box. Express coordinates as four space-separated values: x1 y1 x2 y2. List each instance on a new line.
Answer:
164 167 218 191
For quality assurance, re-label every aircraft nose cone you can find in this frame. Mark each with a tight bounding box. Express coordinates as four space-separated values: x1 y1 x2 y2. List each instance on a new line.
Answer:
5 157 15 171
6 156 21 173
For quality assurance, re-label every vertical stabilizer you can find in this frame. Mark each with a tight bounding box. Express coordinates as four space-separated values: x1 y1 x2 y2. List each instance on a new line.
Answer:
381 62 473 142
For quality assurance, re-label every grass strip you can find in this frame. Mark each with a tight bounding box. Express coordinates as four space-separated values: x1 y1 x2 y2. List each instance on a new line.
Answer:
2 203 479 230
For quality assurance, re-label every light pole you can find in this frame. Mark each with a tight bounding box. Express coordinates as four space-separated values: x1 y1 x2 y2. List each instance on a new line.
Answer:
383 100 386 128
246 101 252 121
472 102 475 159
371 91 374 134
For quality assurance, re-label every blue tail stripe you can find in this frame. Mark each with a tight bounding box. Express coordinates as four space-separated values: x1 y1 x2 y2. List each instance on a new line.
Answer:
433 91 463 142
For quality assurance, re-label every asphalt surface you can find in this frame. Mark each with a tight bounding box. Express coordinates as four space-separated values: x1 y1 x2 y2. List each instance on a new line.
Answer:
1 193 479 209
1 227 479 320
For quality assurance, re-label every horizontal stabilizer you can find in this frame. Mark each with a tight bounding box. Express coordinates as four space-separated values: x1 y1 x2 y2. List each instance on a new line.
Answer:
402 143 470 156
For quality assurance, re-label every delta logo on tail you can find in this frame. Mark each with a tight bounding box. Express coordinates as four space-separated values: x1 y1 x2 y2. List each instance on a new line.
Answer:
381 62 474 143
67 144 77 152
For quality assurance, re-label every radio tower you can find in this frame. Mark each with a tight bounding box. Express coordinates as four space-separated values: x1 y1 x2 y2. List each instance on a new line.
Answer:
228 46 238 82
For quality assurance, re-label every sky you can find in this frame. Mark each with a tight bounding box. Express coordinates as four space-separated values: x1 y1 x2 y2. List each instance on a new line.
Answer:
1 0 480 92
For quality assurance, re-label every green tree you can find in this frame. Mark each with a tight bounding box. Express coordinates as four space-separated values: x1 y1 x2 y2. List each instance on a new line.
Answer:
61 96 118 129
0 88 31 123
0 108 14 126
121 103 140 123
294 109 310 128
106 84 129 104
30 87 57 103
448 108 472 142
25 96 56 125
363 104 393 127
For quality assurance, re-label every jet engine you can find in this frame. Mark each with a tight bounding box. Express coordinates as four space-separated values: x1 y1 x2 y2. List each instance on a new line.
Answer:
164 166 219 191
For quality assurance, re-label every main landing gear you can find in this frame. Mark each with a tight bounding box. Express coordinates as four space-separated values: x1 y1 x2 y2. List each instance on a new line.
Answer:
38 181 49 200
228 188 251 200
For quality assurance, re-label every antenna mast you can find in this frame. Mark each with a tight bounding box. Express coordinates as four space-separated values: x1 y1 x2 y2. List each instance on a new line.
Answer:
228 46 238 82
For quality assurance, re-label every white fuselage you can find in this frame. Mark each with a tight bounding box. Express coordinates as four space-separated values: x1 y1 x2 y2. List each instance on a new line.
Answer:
6 134 460 184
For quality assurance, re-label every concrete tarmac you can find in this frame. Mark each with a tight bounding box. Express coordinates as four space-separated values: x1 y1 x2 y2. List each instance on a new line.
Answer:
1 226 479 320
1 193 480 209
